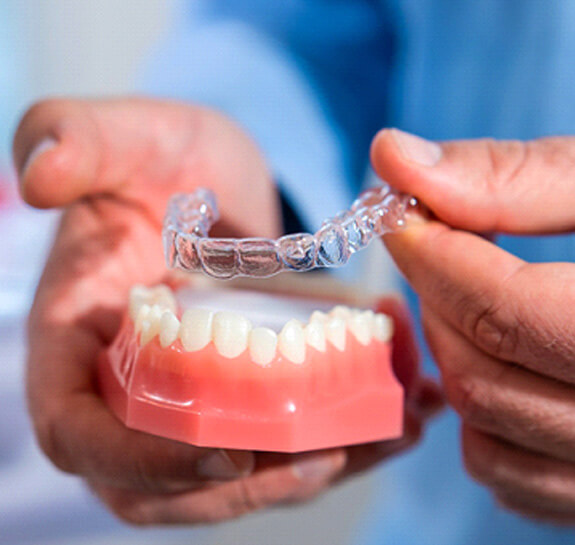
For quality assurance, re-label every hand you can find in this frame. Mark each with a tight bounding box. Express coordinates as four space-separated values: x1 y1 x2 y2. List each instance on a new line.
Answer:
13 99 440 525
371 129 575 523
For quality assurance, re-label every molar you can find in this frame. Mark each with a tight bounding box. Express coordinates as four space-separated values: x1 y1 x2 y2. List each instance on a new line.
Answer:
249 327 278 366
129 284 177 321
279 319 306 364
180 308 214 352
129 285 148 321
212 311 252 358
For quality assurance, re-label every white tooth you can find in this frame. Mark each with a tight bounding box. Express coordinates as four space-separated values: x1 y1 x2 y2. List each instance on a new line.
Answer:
249 327 278 366
180 308 214 352
134 303 151 333
310 310 328 324
373 313 393 342
159 311 180 348
279 319 306 364
212 311 252 358
348 310 374 346
139 305 163 346
129 285 149 321
329 305 351 321
304 321 326 352
129 284 176 321
325 317 346 351
150 284 177 312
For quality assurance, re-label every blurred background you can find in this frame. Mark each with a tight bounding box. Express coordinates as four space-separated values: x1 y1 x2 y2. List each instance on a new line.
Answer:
0 2 384 543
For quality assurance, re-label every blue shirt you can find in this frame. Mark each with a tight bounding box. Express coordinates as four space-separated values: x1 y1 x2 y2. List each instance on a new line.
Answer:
142 1 575 543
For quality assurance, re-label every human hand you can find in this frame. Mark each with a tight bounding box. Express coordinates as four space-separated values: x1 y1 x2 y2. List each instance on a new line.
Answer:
371 129 575 523
13 99 440 525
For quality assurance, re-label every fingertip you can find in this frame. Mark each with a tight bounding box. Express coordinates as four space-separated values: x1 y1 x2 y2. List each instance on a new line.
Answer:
13 99 98 208
196 449 256 480
18 138 81 208
408 377 446 419
369 128 395 176
291 448 346 484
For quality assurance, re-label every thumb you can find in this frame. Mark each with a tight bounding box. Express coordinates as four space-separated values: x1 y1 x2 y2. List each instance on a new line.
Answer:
370 129 575 234
12 98 276 232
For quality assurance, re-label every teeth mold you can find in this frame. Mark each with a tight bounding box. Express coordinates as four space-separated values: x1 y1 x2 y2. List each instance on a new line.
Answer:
98 277 404 452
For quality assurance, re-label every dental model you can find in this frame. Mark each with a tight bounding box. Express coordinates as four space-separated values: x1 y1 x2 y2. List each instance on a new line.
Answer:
163 182 416 279
99 280 404 452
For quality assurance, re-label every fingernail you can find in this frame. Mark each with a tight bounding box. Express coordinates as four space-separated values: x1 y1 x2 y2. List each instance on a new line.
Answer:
393 129 442 167
20 137 58 178
292 454 340 484
197 449 255 480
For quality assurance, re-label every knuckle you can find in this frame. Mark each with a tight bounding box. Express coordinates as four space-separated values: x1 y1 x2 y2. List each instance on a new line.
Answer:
465 300 520 359
17 99 67 135
34 412 76 475
231 479 269 516
482 139 530 196
130 453 161 494
444 373 495 429
461 431 498 486
95 489 155 526
111 503 153 527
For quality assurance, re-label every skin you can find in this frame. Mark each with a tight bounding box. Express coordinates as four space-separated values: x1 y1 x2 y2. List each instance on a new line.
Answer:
13 98 441 525
371 129 575 524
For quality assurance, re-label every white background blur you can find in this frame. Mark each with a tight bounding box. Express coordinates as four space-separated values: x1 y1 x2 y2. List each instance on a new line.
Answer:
0 2 383 544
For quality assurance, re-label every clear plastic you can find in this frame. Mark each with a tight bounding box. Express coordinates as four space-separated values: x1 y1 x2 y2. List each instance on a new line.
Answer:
164 182 417 279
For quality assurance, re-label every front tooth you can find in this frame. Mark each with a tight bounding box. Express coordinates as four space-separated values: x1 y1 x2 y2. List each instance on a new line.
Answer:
249 327 278 366
329 305 351 321
212 311 252 358
180 308 213 352
373 313 393 342
140 305 163 346
325 317 346 351
279 319 306 364
159 311 180 348
349 310 374 345
305 321 326 352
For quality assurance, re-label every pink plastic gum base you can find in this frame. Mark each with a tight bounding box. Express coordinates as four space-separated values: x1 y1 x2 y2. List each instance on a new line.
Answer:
99 317 404 453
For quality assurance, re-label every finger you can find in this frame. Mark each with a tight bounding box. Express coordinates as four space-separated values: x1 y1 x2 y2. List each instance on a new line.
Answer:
13 98 279 236
91 449 346 525
463 426 575 521
371 129 575 234
339 406 423 479
423 305 575 463
385 218 575 385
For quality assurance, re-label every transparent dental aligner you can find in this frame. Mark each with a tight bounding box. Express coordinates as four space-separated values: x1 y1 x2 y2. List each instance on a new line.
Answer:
163 183 417 279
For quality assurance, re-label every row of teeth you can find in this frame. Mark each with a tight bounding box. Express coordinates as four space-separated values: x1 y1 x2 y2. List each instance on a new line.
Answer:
129 286 393 366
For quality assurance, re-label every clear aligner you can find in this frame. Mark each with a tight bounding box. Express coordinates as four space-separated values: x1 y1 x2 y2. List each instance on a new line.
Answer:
163 183 417 279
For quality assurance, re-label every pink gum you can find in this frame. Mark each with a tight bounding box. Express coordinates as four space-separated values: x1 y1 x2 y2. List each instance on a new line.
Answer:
99 317 404 452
